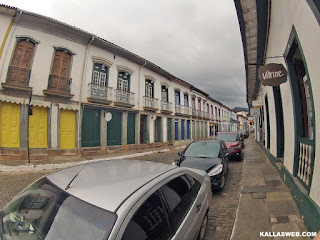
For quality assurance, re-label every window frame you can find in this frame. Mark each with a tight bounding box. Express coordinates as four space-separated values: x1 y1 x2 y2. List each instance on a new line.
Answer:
159 174 200 238
161 85 169 102
117 71 131 92
7 37 38 86
174 90 181 105
91 62 109 87
145 79 154 98
116 172 201 240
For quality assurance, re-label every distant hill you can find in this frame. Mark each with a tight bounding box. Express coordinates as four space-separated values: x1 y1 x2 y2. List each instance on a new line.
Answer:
232 107 249 113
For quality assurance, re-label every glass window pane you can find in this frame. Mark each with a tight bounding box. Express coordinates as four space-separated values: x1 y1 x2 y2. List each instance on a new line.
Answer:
1 178 116 240
184 142 220 158
122 192 169 240
161 176 193 234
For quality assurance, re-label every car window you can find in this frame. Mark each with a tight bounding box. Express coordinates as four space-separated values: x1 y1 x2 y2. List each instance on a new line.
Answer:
216 133 238 142
1 178 116 240
160 175 194 235
122 191 170 240
186 174 201 198
183 142 220 158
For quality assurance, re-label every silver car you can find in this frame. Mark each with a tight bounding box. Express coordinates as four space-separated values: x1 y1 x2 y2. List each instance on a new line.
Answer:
0 160 212 240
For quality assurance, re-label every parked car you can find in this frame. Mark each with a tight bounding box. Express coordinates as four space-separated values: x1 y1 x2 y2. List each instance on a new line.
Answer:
172 140 229 191
239 129 249 138
216 132 243 160
0 160 212 240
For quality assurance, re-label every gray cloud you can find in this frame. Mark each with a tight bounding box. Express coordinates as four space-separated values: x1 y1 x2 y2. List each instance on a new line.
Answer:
3 0 247 108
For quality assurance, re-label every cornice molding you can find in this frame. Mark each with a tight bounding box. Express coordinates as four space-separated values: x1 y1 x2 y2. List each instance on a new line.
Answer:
116 65 134 74
92 56 113 67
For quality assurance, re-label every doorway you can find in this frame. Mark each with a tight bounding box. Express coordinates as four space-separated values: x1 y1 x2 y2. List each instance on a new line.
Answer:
140 115 147 144
285 27 315 188
273 86 284 158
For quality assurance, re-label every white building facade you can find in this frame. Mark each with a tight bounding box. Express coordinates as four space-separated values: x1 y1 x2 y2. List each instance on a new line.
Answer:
235 0 320 232
0 5 236 161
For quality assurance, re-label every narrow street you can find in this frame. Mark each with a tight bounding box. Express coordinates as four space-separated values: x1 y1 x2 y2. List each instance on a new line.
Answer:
0 139 245 240
0 136 313 239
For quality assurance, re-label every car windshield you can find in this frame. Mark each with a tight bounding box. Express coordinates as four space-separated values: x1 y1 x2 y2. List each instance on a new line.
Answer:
183 142 220 158
0 178 117 240
216 133 238 142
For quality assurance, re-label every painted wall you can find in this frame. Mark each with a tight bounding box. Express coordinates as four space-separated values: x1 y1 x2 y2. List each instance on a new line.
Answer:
0 26 86 102
0 14 13 62
264 0 320 206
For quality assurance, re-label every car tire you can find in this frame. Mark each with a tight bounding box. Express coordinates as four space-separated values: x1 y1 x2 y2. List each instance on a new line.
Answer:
217 174 226 191
197 212 208 240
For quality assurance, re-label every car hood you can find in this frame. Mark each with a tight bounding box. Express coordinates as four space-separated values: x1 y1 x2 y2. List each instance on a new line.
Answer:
225 141 240 148
179 157 222 172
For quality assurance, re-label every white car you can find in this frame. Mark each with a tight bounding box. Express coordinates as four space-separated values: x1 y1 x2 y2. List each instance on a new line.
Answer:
0 160 212 240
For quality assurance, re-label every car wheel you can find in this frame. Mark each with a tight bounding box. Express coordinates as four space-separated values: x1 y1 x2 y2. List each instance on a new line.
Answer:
197 212 208 240
217 174 226 191
238 151 243 161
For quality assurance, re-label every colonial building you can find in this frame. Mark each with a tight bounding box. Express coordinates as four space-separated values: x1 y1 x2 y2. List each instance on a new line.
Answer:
0 5 236 161
235 0 320 232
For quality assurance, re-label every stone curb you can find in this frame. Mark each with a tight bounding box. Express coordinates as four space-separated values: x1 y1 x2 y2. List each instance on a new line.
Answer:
0 145 186 172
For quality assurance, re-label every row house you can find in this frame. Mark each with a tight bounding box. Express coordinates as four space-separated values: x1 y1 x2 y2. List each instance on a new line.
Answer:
235 0 320 232
0 5 236 160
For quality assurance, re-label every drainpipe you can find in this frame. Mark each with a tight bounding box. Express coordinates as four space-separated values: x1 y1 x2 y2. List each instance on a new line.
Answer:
77 36 94 149
0 10 22 77
138 61 147 109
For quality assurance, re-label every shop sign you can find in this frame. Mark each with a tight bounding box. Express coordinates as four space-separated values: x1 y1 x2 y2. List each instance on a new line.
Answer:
252 100 262 109
259 63 287 86
105 112 112 122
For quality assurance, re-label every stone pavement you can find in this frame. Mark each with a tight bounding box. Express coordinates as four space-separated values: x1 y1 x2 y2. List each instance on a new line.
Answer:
231 136 310 240
0 145 187 172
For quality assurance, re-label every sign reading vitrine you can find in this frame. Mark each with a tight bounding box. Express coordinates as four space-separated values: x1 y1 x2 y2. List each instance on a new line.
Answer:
259 63 287 86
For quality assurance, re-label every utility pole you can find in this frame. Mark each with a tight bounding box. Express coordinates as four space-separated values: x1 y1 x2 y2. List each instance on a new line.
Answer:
27 90 32 164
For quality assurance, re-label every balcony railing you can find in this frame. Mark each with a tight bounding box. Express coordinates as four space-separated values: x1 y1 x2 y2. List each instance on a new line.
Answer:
175 105 191 115
160 101 173 113
192 109 201 117
7 66 31 86
114 89 135 106
47 74 72 93
297 137 314 187
143 96 159 110
88 83 113 104
205 112 210 119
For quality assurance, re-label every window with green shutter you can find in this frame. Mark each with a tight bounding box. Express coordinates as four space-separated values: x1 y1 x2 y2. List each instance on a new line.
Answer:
92 63 109 86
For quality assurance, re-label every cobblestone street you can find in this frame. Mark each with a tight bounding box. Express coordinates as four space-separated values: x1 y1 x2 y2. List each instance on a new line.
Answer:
0 142 244 240
130 146 243 240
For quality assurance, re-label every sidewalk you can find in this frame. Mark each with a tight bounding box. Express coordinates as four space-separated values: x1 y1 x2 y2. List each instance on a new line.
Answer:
231 136 310 240
0 144 187 172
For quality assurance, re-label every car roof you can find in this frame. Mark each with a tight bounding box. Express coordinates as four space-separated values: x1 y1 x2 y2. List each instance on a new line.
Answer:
192 139 222 143
218 132 238 134
46 160 175 212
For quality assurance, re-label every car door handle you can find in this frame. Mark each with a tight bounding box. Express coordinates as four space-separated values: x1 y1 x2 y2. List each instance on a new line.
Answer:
196 203 202 213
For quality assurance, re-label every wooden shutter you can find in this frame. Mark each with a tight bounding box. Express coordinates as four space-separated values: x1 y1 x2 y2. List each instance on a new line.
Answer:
52 50 71 77
49 50 72 92
8 39 35 86
11 40 35 68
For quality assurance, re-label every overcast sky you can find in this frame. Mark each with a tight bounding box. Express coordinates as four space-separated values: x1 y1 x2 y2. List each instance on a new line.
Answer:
2 0 247 108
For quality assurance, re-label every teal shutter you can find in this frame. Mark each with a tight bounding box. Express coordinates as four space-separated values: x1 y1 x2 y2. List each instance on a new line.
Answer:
107 111 122 146
167 118 172 142
81 108 100 147
155 117 161 142
127 113 135 144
